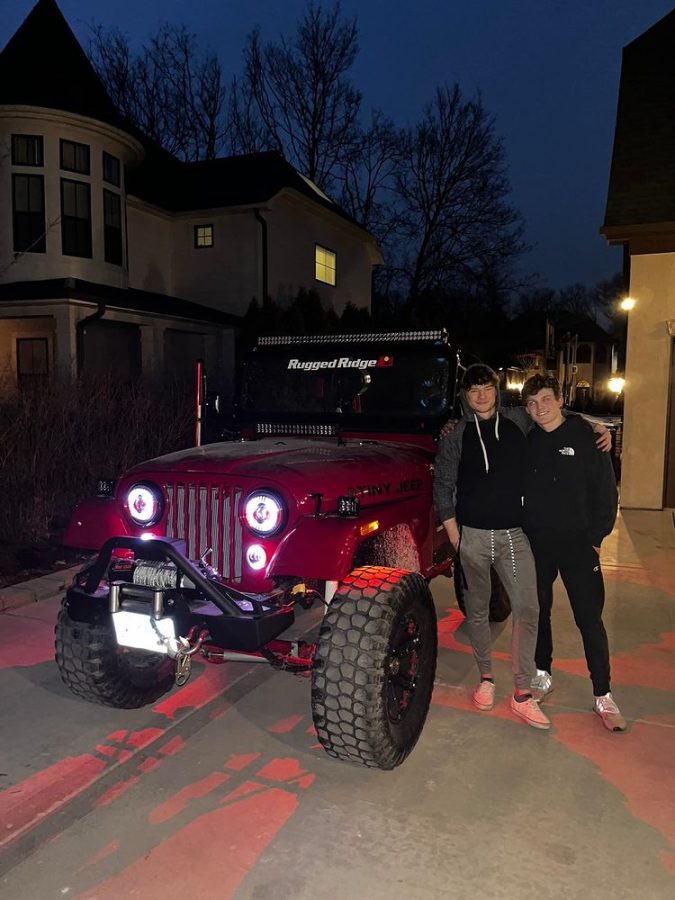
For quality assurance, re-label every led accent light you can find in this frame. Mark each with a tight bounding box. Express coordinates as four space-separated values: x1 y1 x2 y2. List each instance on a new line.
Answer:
359 520 379 537
126 483 162 526
243 491 285 536
246 544 267 571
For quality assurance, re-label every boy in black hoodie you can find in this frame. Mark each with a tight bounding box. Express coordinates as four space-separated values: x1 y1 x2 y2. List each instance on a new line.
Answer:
522 374 625 732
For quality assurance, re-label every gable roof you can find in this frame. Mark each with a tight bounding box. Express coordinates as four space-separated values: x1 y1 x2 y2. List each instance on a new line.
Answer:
127 144 357 224
0 0 134 136
603 9 675 230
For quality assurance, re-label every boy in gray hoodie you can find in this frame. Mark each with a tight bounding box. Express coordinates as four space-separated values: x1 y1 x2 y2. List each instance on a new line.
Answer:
434 364 550 728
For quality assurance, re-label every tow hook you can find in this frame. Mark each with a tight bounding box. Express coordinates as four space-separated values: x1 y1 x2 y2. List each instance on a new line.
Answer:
164 628 208 686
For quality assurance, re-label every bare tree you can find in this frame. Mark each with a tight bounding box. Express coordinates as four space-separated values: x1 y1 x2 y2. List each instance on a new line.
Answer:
89 23 228 161
244 2 362 190
338 110 402 242
391 84 525 304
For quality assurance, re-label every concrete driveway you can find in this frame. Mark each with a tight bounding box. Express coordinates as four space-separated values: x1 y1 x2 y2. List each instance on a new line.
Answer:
0 510 673 899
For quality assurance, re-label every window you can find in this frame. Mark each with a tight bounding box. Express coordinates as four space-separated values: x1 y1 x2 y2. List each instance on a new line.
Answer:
12 134 43 166
315 244 336 285
103 190 123 265
103 151 121 186
194 224 214 248
61 179 92 257
17 338 49 387
60 139 90 174
576 343 592 364
12 174 46 252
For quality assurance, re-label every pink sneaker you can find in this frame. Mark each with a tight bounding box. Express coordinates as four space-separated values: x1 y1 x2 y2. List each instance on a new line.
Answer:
510 695 551 730
594 693 627 732
473 680 495 711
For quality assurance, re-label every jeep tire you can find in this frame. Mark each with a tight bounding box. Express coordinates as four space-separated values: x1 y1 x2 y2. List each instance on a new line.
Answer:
311 566 437 769
55 605 174 708
453 561 512 623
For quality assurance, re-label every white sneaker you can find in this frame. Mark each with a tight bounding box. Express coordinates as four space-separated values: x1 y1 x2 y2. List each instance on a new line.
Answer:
473 680 495 711
531 669 553 700
594 693 627 732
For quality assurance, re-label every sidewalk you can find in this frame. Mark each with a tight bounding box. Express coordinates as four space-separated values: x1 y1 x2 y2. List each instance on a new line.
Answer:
0 564 82 613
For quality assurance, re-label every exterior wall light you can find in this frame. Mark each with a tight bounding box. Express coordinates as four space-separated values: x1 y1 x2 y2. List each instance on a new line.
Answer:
608 377 625 394
620 297 636 311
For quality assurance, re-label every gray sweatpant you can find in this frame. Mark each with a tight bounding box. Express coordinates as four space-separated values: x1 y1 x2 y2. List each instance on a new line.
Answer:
459 525 539 691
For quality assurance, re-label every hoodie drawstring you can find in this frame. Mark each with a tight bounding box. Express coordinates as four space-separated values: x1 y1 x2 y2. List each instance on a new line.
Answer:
490 528 517 578
474 411 500 474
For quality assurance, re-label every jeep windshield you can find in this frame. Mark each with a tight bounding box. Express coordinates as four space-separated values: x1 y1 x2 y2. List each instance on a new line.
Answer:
237 340 454 425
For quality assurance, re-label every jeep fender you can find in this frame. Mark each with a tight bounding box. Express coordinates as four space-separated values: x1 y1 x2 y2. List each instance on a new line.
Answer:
64 498 133 550
268 498 428 582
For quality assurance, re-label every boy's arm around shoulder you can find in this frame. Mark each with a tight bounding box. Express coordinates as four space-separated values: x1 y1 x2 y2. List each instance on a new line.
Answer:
433 422 464 523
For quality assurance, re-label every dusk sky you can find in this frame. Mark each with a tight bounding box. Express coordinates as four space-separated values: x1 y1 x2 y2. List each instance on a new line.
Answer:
2 0 675 290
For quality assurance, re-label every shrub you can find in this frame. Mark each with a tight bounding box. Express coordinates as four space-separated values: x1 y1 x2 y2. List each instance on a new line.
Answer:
0 373 193 544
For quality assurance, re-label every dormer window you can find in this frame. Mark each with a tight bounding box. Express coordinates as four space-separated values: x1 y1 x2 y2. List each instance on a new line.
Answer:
11 134 43 167
60 139 90 175
194 224 214 248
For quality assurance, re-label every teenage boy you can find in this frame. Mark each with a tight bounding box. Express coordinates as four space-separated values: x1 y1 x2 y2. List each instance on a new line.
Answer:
522 374 626 732
434 365 551 729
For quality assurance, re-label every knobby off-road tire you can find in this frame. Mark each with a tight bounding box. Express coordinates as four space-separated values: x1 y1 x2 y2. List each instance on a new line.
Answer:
311 566 437 770
55 605 174 709
453 561 512 623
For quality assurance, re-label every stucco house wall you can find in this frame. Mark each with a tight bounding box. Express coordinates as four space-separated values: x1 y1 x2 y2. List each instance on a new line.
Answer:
619 253 674 508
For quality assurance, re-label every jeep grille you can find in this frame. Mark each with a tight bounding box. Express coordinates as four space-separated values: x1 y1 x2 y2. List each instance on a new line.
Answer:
164 482 243 580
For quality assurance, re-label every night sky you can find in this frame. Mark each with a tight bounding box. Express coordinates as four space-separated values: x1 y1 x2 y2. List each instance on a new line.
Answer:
2 0 675 290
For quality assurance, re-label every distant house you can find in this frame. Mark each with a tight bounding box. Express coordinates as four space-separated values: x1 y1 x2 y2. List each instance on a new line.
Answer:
506 312 617 410
0 0 381 391
601 9 675 509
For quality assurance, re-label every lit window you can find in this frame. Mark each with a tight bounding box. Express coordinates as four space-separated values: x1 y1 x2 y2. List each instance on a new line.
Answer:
11 134 43 166
60 139 90 175
103 151 121 186
194 224 214 248
315 244 336 285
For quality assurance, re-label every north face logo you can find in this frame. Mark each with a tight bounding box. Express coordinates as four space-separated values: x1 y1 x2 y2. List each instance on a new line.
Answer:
559 447 575 456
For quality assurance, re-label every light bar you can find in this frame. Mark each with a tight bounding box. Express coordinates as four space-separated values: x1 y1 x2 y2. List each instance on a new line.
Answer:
256 423 337 436
257 330 447 346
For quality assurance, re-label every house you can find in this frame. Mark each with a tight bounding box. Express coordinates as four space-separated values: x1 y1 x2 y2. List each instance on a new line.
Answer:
0 0 381 391
505 312 617 410
601 9 675 509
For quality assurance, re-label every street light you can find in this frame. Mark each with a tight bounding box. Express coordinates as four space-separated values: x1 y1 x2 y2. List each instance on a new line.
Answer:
620 296 636 311
608 376 625 394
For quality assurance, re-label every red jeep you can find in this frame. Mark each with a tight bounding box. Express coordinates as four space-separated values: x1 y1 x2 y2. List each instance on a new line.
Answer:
57 330 496 769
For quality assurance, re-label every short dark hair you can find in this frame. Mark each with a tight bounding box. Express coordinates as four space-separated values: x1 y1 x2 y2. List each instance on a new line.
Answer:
461 365 498 391
522 374 562 403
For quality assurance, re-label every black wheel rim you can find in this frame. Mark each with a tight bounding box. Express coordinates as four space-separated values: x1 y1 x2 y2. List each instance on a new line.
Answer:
385 613 422 724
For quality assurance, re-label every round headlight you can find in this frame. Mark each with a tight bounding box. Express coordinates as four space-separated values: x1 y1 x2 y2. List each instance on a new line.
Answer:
243 491 285 536
126 483 163 526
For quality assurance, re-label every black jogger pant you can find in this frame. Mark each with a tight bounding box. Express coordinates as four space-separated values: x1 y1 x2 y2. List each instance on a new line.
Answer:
528 529 611 696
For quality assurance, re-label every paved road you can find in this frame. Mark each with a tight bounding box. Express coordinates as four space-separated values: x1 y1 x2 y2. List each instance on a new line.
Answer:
0 514 674 899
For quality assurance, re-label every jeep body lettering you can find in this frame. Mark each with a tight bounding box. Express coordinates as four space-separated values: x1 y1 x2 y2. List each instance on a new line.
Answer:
287 357 378 371
395 478 423 493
